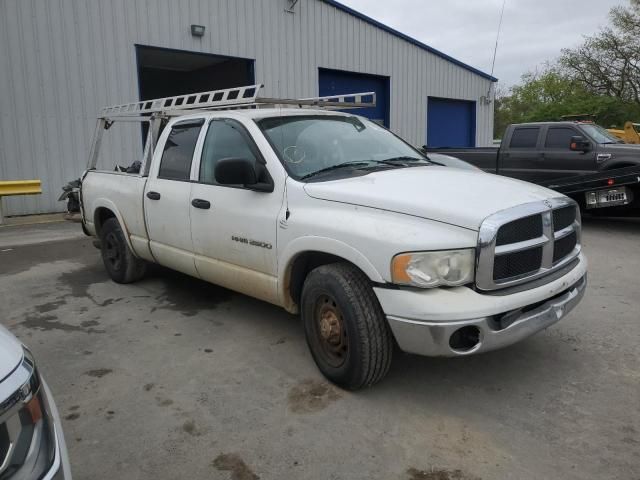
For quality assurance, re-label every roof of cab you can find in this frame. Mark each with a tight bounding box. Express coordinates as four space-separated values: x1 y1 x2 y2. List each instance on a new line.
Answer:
173 107 358 122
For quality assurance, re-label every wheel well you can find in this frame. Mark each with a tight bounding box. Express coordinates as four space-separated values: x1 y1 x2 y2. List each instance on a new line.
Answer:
287 251 364 308
94 207 116 236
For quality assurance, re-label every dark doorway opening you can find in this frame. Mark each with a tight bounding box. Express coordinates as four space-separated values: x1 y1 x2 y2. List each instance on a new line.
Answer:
318 68 390 127
135 45 255 102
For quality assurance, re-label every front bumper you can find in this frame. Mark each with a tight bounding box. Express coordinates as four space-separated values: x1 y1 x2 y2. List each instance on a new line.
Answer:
374 253 587 357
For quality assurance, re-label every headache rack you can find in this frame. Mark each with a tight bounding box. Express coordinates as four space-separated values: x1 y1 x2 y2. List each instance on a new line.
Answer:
88 83 375 170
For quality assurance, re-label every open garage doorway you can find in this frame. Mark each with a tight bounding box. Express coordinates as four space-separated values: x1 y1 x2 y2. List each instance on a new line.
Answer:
135 45 255 102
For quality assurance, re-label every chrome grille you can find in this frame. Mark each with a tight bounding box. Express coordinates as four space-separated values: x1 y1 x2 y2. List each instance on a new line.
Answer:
495 215 542 246
553 231 578 263
553 206 576 232
476 198 581 291
493 246 543 281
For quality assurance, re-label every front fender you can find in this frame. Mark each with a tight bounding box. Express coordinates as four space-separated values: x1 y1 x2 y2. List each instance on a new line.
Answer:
278 236 386 308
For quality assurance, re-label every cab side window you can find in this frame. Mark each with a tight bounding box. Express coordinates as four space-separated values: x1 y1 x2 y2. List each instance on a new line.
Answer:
199 120 259 185
158 120 203 180
544 127 578 149
509 127 540 149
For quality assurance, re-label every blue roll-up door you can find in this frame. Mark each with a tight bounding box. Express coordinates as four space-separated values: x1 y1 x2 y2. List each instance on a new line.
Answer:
318 68 389 127
427 97 476 147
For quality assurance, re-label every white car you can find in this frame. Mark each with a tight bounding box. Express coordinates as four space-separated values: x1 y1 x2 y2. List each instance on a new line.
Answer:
80 87 587 389
0 325 72 479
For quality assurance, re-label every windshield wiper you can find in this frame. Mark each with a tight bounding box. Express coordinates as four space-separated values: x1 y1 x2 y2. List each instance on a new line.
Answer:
379 156 431 165
300 161 374 180
300 157 426 180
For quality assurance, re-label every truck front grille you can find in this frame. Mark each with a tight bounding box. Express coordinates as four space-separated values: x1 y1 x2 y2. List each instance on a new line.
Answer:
493 247 543 281
553 231 578 263
553 206 576 232
495 215 542 246
477 198 581 291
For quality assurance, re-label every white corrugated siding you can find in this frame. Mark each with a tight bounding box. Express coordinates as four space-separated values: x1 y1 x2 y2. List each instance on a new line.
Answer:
0 0 495 216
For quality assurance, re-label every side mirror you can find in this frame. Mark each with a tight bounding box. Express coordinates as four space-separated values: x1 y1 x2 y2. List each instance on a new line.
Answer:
570 136 591 152
215 157 258 186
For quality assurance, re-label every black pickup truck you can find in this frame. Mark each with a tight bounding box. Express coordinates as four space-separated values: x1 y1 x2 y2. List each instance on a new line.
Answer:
425 121 640 213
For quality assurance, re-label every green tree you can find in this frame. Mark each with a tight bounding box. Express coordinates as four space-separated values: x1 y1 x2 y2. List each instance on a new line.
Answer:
560 0 640 102
495 69 640 138
495 1 640 139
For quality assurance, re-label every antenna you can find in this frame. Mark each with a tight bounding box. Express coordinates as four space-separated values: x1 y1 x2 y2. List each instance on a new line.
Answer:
484 0 507 103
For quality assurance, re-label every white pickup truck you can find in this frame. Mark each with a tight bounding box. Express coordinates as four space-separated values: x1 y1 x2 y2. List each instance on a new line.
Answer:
80 86 587 389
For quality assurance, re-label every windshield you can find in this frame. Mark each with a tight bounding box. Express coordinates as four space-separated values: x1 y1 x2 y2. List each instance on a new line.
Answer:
581 124 623 144
256 115 426 180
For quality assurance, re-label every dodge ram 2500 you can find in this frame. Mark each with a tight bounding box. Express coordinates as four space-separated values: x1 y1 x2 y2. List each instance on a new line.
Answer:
80 87 588 389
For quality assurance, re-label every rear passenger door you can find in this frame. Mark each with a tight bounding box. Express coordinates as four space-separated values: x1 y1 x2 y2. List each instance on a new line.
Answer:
144 118 204 277
542 126 597 181
499 126 544 183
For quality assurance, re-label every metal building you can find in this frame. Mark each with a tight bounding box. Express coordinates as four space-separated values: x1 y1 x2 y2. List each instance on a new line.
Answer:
0 0 496 216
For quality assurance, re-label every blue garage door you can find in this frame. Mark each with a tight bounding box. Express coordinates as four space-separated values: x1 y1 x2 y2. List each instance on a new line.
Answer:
319 68 389 127
427 97 476 147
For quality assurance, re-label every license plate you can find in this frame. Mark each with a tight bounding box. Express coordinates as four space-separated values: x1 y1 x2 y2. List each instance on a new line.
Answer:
585 187 631 209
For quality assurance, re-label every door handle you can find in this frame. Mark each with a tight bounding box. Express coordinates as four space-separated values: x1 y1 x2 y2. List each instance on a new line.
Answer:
146 191 161 200
191 198 211 209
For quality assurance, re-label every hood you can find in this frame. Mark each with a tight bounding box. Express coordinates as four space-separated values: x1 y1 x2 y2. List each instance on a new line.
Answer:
0 324 23 382
303 166 559 230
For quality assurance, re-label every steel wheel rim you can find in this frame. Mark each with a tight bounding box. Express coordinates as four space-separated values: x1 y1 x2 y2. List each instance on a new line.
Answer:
104 232 122 271
313 294 348 368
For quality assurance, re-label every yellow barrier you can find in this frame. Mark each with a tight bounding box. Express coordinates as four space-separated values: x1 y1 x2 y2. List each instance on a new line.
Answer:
0 180 42 196
0 180 42 224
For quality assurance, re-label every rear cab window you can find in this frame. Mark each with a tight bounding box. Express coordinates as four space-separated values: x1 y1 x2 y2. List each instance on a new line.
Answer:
509 127 540 149
157 119 204 180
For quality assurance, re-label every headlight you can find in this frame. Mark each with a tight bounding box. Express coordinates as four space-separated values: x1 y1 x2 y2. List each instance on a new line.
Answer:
391 249 475 288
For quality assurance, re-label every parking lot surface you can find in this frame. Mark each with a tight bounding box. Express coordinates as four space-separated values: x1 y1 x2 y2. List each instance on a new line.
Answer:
0 219 638 480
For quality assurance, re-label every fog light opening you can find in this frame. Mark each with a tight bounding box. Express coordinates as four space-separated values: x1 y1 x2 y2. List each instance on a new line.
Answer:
449 326 481 352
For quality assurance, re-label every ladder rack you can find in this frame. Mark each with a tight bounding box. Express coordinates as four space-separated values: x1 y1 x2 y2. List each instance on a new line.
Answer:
99 84 376 118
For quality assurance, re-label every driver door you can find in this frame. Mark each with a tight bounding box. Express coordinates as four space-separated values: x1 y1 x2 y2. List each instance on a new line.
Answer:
542 126 597 181
189 118 285 305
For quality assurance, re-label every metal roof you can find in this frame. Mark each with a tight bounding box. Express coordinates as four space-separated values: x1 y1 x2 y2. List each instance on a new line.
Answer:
321 0 498 82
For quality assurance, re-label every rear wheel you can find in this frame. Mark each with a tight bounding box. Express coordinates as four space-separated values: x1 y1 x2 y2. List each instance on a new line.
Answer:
301 263 393 390
100 217 146 283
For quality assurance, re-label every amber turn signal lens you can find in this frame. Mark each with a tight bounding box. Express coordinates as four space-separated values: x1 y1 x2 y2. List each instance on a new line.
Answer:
391 254 412 284
25 394 43 424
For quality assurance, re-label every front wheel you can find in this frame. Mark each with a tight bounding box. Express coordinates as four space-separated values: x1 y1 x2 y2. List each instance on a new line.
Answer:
99 217 147 283
301 263 394 390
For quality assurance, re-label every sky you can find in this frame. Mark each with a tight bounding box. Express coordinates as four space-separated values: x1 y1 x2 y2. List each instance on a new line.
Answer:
337 0 625 88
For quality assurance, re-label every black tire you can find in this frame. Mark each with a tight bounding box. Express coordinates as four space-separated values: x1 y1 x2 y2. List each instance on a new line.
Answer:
301 263 393 390
99 217 146 284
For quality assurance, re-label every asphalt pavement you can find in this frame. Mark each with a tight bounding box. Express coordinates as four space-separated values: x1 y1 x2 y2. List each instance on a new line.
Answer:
0 218 638 480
